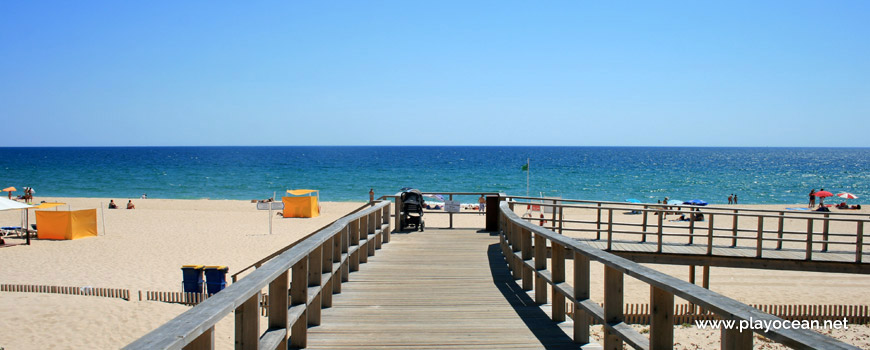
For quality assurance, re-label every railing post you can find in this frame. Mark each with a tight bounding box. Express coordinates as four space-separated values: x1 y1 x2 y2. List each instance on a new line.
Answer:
290 258 308 349
857 221 864 263
574 253 590 344
756 216 764 258
308 247 323 326
322 238 334 308
394 195 402 231
341 226 350 282
234 292 260 350
776 211 784 250
731 210 738 247
382 205 391 243
334 230 344 292
642 205 648 240
267 271 289 349
707 215 714 255
486 194 500 231
806 218 814 260
649 286 674 350
721 327 753 350
449 194 454 229
367 212 377 257
596 203 602 240
374 211 382 250
822 213 830 252
359 215 369 263
688 210 695 245
603 266 624 350
186 326 214 350
521 227 533 291
657 212 664 253
551 243 566 322
558 203 564 235
511 222 521 280
534 234 547 304
350 219 361 271
606 209 613 250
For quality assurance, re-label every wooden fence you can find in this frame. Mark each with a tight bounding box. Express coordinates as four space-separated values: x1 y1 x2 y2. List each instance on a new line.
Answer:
0 283 130 300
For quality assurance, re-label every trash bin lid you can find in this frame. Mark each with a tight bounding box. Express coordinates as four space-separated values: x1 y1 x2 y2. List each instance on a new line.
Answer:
204 265 228 271
182 265 204 269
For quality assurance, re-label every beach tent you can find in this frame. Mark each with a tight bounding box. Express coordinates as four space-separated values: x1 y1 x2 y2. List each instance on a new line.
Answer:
282 189 320 218
35 209 98 240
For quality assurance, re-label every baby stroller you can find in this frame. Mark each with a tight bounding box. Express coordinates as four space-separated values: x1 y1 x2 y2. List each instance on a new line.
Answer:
400 188 425 231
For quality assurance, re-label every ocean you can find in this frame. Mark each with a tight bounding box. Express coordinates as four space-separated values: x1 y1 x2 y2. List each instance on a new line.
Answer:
0 146 867 205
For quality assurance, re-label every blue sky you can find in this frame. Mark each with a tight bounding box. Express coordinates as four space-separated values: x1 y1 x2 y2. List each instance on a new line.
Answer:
1 1 868 147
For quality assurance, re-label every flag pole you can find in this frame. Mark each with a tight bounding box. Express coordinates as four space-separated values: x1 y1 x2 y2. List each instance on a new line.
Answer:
526 157 530 197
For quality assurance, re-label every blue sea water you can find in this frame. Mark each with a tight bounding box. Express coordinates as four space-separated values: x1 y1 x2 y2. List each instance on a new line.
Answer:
0 146 868 205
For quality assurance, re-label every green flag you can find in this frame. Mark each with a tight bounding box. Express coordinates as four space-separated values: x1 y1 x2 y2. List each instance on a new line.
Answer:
521 163 528 171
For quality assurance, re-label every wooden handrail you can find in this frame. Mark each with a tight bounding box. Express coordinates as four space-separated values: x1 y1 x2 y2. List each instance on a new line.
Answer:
126 200 392 350
506 200 870 266
499 201 860 349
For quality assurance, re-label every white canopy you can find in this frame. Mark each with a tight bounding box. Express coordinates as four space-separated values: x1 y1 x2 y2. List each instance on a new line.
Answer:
0 198 33 211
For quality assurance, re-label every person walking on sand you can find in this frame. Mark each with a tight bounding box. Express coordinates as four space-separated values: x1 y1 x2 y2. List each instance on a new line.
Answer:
728 194 733 204
733 194 738 204
478 195 486 215
808 189 816 208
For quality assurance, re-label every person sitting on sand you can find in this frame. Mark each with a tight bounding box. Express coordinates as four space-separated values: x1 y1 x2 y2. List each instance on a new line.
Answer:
126 200 135 209
678 214 688 221
108 200 118 209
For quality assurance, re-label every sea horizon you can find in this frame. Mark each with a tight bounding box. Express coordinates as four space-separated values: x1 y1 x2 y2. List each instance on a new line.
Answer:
2 146 867 204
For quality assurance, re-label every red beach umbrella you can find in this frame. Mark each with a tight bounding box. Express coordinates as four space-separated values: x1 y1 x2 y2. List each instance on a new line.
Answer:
814 191 833 198
837 192 858 200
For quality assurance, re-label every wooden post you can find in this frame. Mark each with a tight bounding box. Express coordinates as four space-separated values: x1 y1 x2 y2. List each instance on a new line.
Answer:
551 200 558 230
806 218 814 260
688 265 696 313
373 211 382 249
234 293 260 350
359 215 369 263
308 248 322 326
511 222 521 280
268 271 289 349
382 205 392 243
185 326 214 350
721 328 752 350
642 205 649 239
558 204 564 234
731 210 738 247
649 286 674 350
574 254 591 344
367 213 377 257
606 209 613 250
333 232 343 292
290 259 308 349
350 219 361 271
702 265 710 289
394 196 402 231
552 243 566 322
534 234 547 304
322 239 334 308
521 228 533 291
341 226 350 282
776 211 784 250
603 266 624 350
756 216 764 258
707 215 714 255
596 203 602 240
857 221 864 263
688 210 695 245
822 213 830 252
449 194 454 229
657 213 664 253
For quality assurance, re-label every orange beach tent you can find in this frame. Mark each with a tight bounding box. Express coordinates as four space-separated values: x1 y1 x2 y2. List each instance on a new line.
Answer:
282 189 320 218
35 209 98 240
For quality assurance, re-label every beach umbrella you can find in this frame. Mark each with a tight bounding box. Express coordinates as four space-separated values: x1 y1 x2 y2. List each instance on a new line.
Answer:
667 199 684 205
0 198 31 211
626 198 641 203
814 191 833 198
684 199 708 206
837 192 858 200
2 186 16 192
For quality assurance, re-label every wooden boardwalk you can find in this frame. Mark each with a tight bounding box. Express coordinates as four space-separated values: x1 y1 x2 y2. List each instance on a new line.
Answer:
306 229 579 349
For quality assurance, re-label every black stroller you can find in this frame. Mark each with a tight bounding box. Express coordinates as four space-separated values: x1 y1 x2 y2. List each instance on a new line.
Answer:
400 188 425 231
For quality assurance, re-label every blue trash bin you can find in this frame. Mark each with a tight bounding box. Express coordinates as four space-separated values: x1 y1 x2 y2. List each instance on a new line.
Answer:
181 265 204 293
204 265 228 295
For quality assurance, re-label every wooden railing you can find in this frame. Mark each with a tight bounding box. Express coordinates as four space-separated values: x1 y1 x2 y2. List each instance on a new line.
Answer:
499 201 860 349
505 196 870 266
125 200 391 350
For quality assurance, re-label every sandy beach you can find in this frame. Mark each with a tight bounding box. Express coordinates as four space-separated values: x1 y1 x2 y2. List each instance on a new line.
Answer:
1 197 868 349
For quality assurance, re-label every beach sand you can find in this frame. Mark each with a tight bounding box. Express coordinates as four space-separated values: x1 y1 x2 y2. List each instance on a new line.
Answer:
0 197 868 349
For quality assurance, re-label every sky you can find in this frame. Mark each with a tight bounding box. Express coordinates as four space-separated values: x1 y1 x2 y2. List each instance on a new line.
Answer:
1 1 868 147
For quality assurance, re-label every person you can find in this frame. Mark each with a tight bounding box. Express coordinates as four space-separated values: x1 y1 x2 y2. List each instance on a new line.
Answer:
23 187 34 202
141 193 148 199
126 200 135 209
369 189 374 202
808 189 816 208
678 214 688 221
733 194 738 204
478 195 486 215
818 188 826 207
728 194 733 205
108 200 118 209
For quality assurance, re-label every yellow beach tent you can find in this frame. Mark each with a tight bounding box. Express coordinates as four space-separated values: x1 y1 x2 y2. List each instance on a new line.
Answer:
282 189 320 218
35 209 98 240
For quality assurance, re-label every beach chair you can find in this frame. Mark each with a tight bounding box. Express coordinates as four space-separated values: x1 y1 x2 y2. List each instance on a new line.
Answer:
1 226 23 237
